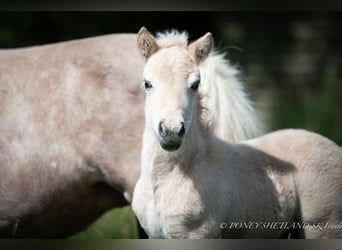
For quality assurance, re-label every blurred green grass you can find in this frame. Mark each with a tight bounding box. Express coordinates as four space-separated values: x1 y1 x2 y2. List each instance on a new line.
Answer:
70 206 138 239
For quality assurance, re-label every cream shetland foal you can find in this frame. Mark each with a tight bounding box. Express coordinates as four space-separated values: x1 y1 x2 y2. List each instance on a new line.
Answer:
132 27 342 239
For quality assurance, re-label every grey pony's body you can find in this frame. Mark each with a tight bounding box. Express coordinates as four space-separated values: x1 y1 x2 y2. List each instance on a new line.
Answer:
0 34 145 237
0 33 261 238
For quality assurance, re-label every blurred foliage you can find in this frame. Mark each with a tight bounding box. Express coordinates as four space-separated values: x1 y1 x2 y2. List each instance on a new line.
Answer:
272 72 342 143
0 12 341 238
70 206 138 239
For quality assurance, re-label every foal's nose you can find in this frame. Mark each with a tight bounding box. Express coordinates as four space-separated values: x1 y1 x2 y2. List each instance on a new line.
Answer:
158 120 186 138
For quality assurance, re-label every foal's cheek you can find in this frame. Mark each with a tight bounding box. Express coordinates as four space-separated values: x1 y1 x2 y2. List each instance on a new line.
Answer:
145 101 161 134
182 94 196 124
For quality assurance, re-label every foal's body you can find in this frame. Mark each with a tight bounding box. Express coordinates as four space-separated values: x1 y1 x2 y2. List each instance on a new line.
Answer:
135 127 342 238
132 28 342 239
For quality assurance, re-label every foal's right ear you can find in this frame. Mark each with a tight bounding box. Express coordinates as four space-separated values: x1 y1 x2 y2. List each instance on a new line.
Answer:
137 27 159 60
188 32 213 64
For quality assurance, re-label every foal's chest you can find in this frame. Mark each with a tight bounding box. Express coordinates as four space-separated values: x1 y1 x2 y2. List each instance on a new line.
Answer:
143 173 205 238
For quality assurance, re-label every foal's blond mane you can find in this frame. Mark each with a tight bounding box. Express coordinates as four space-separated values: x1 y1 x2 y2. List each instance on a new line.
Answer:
154 30 263 141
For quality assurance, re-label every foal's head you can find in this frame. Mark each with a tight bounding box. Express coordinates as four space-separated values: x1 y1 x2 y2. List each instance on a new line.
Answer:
137 27 213 151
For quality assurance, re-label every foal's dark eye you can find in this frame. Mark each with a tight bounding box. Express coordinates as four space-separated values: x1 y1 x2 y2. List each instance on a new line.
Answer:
144 80 153 91
191 79 200 91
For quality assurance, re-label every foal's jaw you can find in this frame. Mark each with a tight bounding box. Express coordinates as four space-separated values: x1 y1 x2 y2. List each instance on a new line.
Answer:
160 140 182 152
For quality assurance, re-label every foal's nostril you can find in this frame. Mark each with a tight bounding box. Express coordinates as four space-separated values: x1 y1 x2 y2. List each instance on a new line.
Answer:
158 120 167 137
178 122 185 137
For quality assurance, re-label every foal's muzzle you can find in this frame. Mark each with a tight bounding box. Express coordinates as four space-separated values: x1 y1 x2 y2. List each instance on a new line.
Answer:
158 120 185 151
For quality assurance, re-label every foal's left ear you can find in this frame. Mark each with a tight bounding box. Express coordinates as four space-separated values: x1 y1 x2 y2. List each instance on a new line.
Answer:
188 32 213 64
137 27 159 60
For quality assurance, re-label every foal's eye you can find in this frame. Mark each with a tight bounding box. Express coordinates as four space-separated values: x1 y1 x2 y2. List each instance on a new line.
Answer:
191 80 200 91
144 80 153 91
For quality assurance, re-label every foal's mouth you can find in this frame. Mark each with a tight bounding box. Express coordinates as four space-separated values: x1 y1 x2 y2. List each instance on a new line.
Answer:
159 137 183 152
160 142 182 151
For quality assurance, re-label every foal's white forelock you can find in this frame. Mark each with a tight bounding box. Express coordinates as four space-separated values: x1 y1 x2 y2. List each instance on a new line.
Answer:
156 30 189 48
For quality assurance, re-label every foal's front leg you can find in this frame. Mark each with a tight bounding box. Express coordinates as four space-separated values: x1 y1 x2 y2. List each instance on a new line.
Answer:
162 215 223 239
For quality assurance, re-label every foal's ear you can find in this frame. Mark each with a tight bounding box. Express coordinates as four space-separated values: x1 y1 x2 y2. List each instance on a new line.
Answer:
188 32 213 64
137 27 159 60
